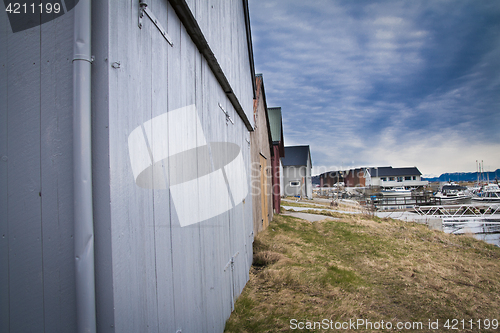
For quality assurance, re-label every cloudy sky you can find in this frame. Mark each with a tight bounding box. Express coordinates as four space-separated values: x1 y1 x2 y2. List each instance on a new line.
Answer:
248 0 500 177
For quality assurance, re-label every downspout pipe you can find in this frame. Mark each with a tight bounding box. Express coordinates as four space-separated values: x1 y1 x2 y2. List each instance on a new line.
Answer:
73 0 96 332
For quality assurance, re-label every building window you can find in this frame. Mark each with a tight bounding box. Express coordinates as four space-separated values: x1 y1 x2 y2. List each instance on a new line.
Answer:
412 176 416 180
389 177 395 181
380 177 387 181
397 177 403 182
290 181 300 187
405 176 411 180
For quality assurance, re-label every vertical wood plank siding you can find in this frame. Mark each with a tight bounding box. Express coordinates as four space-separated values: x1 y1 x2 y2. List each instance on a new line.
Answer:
1 6 77 332
106 0 254 332
250 76 273 235
0 7 8 331
1 0 255 332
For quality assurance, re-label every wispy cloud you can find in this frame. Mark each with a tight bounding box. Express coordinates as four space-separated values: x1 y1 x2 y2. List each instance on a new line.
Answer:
249 0 500 175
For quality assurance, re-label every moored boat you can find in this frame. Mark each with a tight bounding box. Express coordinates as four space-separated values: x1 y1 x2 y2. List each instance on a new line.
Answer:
472 184 500 203
434 183 472 204
380 186 412 197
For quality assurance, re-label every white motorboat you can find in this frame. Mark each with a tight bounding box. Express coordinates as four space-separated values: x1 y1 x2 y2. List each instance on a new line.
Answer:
380 186 412 197
472 184 500 203
434 183 472 204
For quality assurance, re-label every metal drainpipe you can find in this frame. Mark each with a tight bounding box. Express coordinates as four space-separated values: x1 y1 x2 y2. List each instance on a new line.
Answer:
73 0 96 332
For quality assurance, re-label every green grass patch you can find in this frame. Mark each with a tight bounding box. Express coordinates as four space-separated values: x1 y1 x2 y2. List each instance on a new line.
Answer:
280 200 323 209
318 264 363 288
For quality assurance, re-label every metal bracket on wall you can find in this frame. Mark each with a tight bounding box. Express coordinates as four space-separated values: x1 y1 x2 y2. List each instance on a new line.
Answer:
223 251 240 272
218 103 234 125
139 0 174 46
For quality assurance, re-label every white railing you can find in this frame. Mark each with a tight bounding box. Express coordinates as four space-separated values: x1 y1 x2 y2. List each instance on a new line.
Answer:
413 204 500 218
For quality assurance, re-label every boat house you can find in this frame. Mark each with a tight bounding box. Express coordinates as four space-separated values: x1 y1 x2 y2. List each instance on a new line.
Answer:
1 1 257 331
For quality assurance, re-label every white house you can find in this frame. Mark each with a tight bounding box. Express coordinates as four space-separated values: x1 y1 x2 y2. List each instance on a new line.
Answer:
365 166 428 188
282 145 313 199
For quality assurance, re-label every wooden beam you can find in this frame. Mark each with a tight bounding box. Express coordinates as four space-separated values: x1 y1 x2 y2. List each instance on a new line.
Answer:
169 0 254 131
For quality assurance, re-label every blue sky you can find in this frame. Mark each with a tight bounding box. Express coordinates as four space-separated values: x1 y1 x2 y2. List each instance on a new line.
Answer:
248 0 500 177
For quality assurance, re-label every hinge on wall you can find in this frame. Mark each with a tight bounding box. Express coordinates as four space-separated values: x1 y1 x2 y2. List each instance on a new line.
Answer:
139 0 174 46
223 251 240 272
218 103 234 125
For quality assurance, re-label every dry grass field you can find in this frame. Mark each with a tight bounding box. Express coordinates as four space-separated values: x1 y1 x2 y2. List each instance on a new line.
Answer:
225 211 500 332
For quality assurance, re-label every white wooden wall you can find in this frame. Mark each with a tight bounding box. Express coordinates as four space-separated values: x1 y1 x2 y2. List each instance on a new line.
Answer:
185 0 255 125
1 0 254 332
101 1 254 332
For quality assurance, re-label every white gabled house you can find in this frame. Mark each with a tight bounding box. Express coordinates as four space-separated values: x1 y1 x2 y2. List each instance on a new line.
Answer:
282 145 313 199
365 166 428 188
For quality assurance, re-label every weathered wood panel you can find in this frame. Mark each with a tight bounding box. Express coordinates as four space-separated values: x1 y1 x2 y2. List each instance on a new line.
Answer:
250 76 273 235
260 155 269 228
1 5 79 330
5 22 45 333
198 54 233 331
39 10 77 332
0 8 9 333
168 8 205 332
108 1 158 331
149 1 176 331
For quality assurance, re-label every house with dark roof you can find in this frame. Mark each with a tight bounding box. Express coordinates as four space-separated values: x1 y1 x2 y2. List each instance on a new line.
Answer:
319 168 367 188
365 166 428 188
282 145 313 199
319 170 345 187
268 107 285 212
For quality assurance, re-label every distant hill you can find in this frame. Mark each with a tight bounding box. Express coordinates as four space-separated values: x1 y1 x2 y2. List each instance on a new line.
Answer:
422 169 500 183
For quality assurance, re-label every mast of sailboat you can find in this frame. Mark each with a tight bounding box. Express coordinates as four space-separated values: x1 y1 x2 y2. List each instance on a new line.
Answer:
476 160 479 186
482 160 485 184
